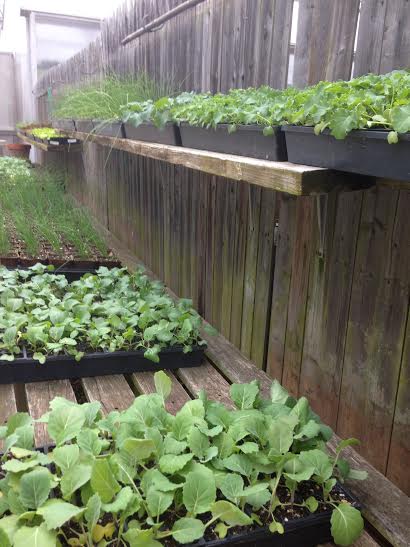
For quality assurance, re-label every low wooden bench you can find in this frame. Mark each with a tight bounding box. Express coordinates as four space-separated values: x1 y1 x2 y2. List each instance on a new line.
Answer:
0 232 407 547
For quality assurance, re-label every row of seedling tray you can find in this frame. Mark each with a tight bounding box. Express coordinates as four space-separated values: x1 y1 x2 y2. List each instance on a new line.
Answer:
54 118 410 182
0 262 205 384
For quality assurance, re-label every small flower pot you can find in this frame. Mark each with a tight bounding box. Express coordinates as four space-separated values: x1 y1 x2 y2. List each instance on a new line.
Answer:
5 143 31 160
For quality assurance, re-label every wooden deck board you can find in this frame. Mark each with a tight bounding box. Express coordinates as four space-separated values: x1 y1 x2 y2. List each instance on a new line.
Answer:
68 130 369 196
81 374 135 414
25 380 76 446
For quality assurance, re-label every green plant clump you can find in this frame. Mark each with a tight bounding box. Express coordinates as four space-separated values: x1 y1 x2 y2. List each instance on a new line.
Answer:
121 69 410 142
0 166 108 258
30 128 62 140
52 74 175 123
0 372 366 546
0 158 31 183
0 265 206 363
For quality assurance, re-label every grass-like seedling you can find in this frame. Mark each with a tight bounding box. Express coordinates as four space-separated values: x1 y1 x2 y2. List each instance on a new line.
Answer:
0 161 108 259
52 73 175 122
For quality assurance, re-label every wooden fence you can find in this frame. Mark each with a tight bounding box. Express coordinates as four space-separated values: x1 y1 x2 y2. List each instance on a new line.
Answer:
35 0 410 495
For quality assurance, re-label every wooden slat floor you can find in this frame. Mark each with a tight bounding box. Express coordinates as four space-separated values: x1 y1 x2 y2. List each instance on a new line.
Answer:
0 349 383 547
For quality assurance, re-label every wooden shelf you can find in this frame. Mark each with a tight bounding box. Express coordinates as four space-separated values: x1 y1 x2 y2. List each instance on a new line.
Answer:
68 131 371 196
17 132 82 153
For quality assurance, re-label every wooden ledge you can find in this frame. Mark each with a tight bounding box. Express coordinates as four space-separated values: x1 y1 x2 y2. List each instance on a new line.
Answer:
17 131 82 152
69 130 372 196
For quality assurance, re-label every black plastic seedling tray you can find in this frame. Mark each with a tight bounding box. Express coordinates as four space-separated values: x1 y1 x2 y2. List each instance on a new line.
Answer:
75 119 94 133
0 345 204 384
179 124 288 161
52 119 76 132
283 126 410 181
0 260 122 282
93 121 125 138
186 484 359 547
124 122 181 146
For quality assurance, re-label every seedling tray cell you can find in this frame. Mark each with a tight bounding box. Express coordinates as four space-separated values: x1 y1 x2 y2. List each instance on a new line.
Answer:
124 122 181 145
283 126 410 181
0 345 204 384
180 123 288 161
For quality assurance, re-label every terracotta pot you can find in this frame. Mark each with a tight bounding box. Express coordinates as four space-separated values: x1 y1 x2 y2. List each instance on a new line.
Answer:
6 143 31 160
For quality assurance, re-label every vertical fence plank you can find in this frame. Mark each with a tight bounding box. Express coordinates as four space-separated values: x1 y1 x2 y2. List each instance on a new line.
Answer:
240 186 262 358
266 195 297 381
387 299 410 496
337 187 409 474
250 189 276 369
281 196 314 396
354 0 410 76
293 0 359 87
298 190 362 428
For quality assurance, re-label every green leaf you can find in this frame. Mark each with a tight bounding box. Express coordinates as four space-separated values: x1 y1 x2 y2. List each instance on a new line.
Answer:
220 473 244 502
48 405 85 446
0 528 11 547
2 458 40 473
101 486 133 513
77 429 103 456
267 420 294 455
121 438 156 465
85 493 101 530
141 469 181 494
154 370 172 401
230 383 259 410
60 464 92 499
123 528 162 547
270 380 289 404
6 413 32 436
172 517 205 544
305 496 319 513
269 519 284 534
211 500 252 526
159 453 193 474
183 470 216 515
163 436 187 455
299 449 333 481
188 427 210 458
91 459 121 503
0 515 19 544
347 469 368 481
391 104 410 133
146 488 174 517
330 503 364 546
239 442 259 454
222 454 253 476
13 524 56 547
37 499 84 530
52 444 79 471
19 468 52 509
336 438 360 455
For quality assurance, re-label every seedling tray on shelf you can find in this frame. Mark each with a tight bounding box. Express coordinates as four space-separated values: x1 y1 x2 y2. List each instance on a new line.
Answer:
0 345 204 384
52 119 76 132
93 120 125 138
187 484 360 547
179 123 288 161
75 119 94 133
283 125 410 181
124 122 181 145
0 259 121 282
